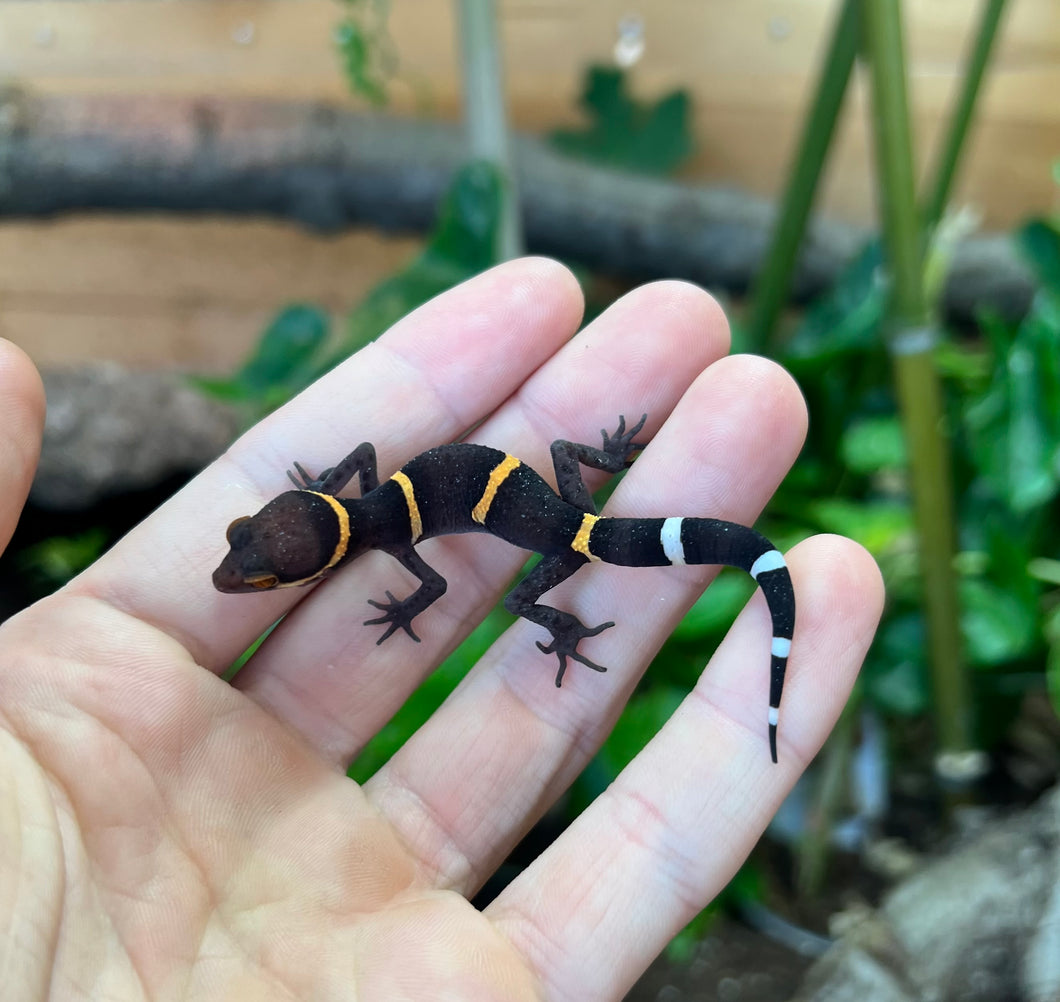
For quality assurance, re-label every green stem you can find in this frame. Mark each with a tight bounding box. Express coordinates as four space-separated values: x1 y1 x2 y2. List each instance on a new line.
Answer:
892 350 972 757
921 0 1010 232
863 0 974 761
863 0 923 324
456 0 523 259
749 0 860 348
796 695 856 897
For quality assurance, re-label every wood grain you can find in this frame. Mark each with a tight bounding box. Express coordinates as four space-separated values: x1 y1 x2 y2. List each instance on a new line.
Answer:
1 218 420 369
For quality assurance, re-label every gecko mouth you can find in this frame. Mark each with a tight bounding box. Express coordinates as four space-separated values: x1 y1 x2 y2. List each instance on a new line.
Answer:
212 562 278 593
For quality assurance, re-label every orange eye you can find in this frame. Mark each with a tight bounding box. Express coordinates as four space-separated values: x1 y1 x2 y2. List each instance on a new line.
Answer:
226 516 251 543
246 575 280 590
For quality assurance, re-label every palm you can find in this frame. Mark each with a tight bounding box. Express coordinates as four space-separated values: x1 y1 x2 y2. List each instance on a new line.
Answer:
0 261 882 1001
6 602 532 999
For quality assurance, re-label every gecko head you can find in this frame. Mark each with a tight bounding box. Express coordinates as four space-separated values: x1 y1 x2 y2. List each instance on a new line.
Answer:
212 490 353 593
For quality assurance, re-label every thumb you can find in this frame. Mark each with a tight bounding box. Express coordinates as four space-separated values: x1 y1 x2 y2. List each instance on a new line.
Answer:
0 340 45 555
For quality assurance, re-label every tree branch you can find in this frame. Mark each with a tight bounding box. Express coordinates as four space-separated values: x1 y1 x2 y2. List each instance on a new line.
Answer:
0 91 1033 323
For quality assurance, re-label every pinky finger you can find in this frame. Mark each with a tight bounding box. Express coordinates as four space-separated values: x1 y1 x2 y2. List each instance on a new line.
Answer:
487 534 884 1002
0 341 45 555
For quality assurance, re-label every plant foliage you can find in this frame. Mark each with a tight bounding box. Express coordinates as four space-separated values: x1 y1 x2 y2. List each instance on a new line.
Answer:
550 66 694 175
771 212 1060 732
193 161 503 422
334 0 397 106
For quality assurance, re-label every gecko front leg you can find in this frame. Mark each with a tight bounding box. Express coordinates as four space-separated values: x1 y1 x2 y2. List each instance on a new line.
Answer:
365 546 447 643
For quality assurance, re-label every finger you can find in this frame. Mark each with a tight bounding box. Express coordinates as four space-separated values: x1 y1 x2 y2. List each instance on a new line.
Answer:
64 258 584 667
237 279 733 763
364 356 806 892
0 340 45 554
488 535 883 1001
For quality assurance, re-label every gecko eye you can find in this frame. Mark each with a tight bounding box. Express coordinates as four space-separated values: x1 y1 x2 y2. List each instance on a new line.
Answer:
226 516 252 544
244 574 279 590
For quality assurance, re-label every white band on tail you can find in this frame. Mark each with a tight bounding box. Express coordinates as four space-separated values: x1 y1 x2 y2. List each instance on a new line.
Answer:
771 636 792 658
660 517 686 565
750 549 786 579
768 706 780 727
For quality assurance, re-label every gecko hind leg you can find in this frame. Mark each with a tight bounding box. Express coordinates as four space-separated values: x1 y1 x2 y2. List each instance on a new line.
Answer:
504 552 614 685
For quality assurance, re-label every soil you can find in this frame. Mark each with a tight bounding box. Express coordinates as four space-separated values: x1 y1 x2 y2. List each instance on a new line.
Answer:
628 914 814 1002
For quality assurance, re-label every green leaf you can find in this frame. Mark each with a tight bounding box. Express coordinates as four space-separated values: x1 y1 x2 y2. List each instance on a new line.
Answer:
840 416 907 474
959 577 1038 668
425 160 505 271
933 338 992 388
1016 218 1060 299
190 304 331 411
196 164 503 420
224 620 281 681
1045 605 1060 718
334 1 395 107
17 528 109 593
964 301 1060 512
549 66 693 175
322 162 504 370
595 686 686 780
865 614 930 716
240 305 331 392
784 240 887 362
958 499 1042 609
672 571 754 641
807 498 913 556
185 375 252 404
1028 557 1060 587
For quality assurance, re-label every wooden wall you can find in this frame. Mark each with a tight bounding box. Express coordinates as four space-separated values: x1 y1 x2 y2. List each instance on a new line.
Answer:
3 0 1058 370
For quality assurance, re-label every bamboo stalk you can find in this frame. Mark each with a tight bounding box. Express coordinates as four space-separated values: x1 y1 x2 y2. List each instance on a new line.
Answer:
863 1 922 320
863 0 975 764
748 0 861 348
456 0 523 259
921 0 1010 233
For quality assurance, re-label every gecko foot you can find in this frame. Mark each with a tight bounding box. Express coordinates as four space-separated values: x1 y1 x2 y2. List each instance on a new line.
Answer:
287 461 335 492
536 620 615 686
601 414 648 467
365 591 422 644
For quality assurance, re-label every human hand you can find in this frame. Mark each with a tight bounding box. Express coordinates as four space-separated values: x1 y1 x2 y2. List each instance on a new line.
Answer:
0 259 882 1001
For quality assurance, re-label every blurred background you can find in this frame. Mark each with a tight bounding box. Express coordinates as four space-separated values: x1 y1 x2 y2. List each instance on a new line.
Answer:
3 2 1060 1000
5 1 1055 368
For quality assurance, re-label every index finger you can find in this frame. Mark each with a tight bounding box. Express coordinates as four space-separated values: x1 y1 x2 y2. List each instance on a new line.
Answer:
65 258 586 668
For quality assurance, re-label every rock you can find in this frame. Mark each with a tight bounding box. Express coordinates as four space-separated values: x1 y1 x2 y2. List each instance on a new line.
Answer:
32 363 238 509
794 786 1060 1002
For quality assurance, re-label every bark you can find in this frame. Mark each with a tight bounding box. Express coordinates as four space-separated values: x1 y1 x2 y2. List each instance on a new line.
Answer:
0 90 1034 323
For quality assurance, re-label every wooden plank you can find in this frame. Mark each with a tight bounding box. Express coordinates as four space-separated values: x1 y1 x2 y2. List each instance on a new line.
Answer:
1 217 421 370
